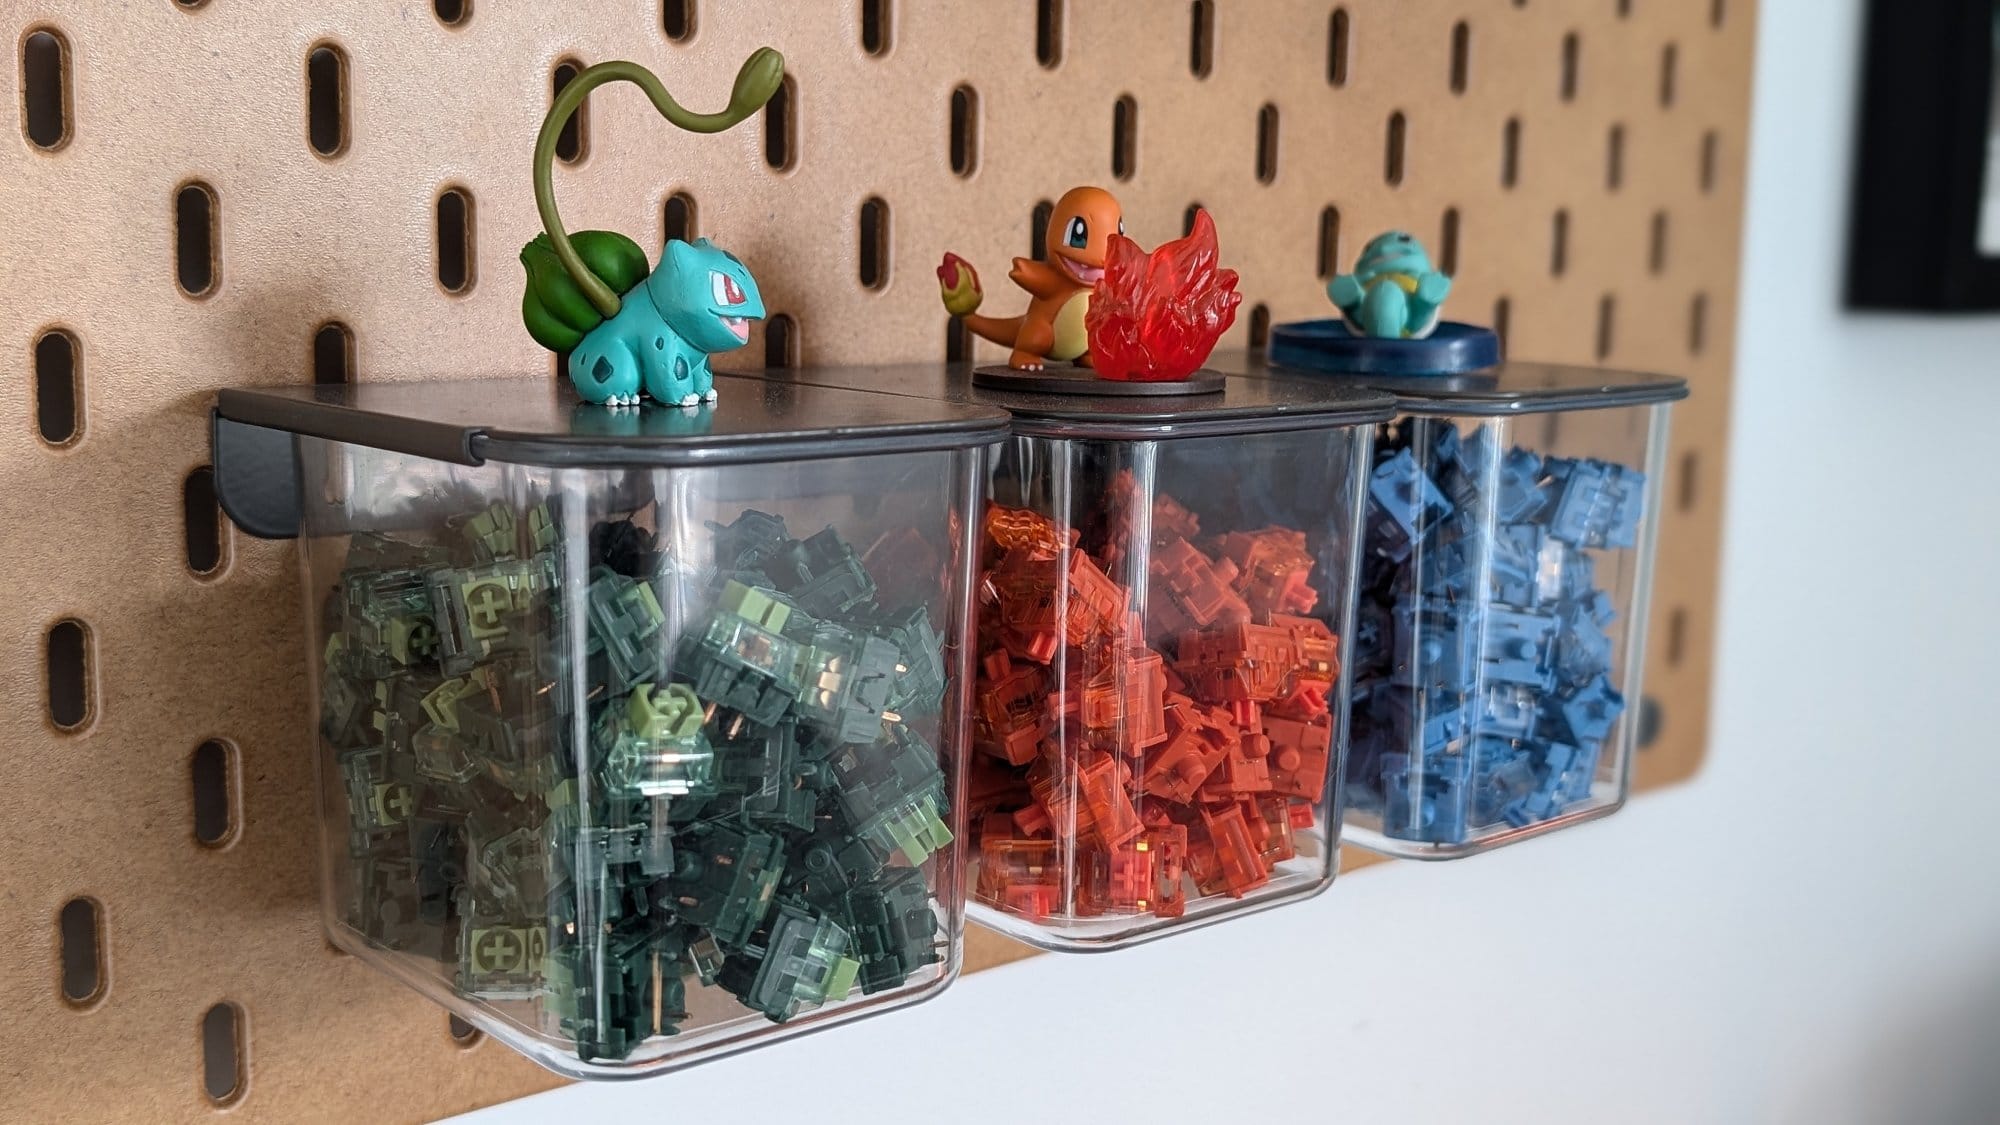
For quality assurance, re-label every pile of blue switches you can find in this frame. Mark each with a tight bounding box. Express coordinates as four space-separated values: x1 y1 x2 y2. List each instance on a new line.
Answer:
1347 420 1646 845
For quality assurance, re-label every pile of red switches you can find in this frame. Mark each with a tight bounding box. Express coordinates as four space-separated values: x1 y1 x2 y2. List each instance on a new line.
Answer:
970 481 1339 922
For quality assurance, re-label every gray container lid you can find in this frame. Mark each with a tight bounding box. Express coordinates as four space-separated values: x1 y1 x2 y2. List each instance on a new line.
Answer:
215 372 1011 467
210 371 1009 539
733 362 1397 440
1224 351 1688 416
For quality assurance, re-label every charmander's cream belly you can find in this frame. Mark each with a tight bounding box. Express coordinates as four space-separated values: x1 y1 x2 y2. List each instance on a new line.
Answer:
1051 290 1090 361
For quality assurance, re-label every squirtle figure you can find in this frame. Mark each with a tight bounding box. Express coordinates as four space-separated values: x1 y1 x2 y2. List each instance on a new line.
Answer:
1328 231 1453 340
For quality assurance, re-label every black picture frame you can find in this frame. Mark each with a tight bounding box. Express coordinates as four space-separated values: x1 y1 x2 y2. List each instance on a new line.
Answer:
1847 0 2000 310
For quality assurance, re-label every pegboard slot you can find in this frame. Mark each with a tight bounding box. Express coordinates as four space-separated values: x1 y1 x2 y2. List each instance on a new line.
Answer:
1560 32 1580 101
1030 198 1053 260
435 186 474 294
1678 449 1699 513
45 618 91 732
58 897 105 1006
1317 205 1341 278
306 43 349 157
1660 43 1678 108
1256 103 1279 184
1667 607 1687 666
1384 111 1406 185
1111 94 1137 181
183 465 226 576
1607 123 1624 190
1190 0 1215 78
1712 0 1727 28
175 182 219 298
949 85 979 178
764 75 796 171
1492 295 1511 348
945 316 969 363
861 0 891 56
858 196 889 290
551 60 587 164
1596 294 1616 359
434 0 470 27
1689 291 1709 354
1501 117 1520 188
449 1015 483 1048
191 739 236 847
1650 211 1669 274
1247 303 1270 350
1551 208 1569 276
201 1003 246 1106
1182 203 1203 235
664 191 696 242
1035 0 1063 67
1449 21 1469 95
1328 8 1350 86
1439 207 1460 275
20 27 70 150
765 313 798 367
1701 130 1719 193
313 322 354 385
1637 695 1662 749
33 327 81 446
661 0 693 41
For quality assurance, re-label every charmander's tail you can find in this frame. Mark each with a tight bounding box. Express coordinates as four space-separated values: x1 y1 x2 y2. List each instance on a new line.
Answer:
960 313 1024 347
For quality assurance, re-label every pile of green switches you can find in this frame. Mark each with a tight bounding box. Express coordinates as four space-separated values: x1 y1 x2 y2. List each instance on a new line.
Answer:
320 501 953 1062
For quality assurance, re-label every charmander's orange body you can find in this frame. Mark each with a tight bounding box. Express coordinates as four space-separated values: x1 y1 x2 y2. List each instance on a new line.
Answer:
937 186 1123 370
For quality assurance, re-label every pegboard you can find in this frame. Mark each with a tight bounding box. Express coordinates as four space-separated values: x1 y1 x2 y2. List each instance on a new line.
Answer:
0 1 1754 1120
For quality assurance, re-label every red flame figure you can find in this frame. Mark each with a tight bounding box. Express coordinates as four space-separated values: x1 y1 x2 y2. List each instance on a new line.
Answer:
1085 209 1242 381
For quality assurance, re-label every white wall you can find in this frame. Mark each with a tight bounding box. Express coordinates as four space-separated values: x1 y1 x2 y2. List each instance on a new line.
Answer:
457 1 2000 1120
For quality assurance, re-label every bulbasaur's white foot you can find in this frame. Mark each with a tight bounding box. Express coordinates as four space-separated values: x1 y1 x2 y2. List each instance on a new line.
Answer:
702 388 718 402
678 393 702 408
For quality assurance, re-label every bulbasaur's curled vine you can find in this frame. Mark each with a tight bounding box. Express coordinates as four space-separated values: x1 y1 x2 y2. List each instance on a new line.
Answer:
1328 230 1453 340
518 53 783 407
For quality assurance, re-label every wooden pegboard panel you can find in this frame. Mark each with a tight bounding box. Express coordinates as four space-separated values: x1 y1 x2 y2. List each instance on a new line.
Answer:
0 1 1753 1120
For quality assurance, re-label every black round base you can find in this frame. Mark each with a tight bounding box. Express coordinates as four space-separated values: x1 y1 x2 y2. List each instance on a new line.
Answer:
1267 319 1501 377
971 364 1226 396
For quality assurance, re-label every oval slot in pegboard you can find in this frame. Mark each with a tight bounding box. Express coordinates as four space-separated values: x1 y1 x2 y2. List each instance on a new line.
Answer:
0 2 1753 1117
313 321 355 385
435 186 476 294
190 739 237 847
20 27 71 150
44 618 92 732
174 181 219 298
182 465 227 577
306 43 349 157
33 327 81 446
58 897 106 1008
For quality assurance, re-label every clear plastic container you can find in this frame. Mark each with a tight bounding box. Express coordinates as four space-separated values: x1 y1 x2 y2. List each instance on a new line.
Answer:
210 375 1008 1077
730 365 1395 949
1238 358 1687 857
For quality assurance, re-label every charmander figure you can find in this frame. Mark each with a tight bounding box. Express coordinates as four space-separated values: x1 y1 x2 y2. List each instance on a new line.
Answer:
937 186 1123 370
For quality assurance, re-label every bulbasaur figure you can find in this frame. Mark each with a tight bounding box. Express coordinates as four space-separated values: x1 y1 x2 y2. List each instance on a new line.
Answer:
1328 230 1453 340
523 234 765 408
517 52 784 408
